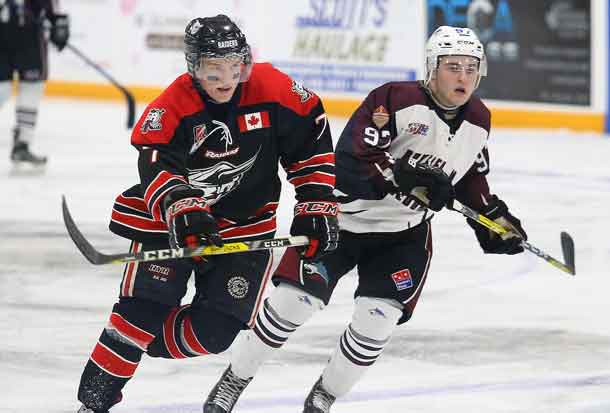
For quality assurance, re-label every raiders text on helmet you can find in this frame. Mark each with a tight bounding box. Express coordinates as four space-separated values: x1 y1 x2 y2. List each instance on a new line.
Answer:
184 15 252 81
425 26 487 86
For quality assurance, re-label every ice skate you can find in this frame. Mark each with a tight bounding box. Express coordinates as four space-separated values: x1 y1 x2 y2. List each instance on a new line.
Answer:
10 129 47 174
303 376 336 413
203 365 252 413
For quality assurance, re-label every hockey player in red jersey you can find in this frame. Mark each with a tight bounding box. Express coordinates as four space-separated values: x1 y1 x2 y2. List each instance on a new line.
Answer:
75 15 338 413
203 26 527 413
0 0 70 168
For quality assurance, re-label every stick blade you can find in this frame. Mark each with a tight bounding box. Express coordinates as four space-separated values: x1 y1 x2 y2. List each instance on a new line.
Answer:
62 195 106 264
125 91 136 129
560 231 576 275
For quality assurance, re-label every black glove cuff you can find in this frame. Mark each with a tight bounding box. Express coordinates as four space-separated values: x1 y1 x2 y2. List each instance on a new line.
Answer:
162 185 205 216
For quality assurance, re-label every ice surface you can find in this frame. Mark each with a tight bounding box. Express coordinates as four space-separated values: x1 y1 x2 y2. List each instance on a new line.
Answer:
0 98 609 413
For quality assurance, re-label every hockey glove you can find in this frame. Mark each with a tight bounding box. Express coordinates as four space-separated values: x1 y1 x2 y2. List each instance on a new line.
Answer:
50 14 70 51
467 195 527 255
290 201 339 262
163 185 223 249
393 157 455 211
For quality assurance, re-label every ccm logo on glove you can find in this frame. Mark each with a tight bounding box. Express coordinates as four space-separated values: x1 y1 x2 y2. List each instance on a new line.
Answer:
294 201 338 216
166 197 210 215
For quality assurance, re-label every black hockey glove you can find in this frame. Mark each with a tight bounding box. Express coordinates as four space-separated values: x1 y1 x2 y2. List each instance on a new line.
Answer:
163 185 223 249
393 157 455 211
467 195 527 255
50 14 70 51
290 201 339 262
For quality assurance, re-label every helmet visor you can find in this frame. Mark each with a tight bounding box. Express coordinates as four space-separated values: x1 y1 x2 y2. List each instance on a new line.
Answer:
195 54 252 84
437 56 481 76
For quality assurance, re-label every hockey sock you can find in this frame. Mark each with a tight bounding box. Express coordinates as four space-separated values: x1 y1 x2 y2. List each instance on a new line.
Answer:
78 329 145 411
78 301 163 410
321 296 403 398
230 283 324 379
15 80 44 144
147 304 243 358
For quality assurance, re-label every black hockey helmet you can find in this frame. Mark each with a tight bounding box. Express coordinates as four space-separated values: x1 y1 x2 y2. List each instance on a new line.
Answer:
184 15 252 80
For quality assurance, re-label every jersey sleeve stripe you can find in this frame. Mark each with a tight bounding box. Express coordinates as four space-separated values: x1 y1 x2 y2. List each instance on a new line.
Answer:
288 171 336 188
286 153 335 173
143 171 187 221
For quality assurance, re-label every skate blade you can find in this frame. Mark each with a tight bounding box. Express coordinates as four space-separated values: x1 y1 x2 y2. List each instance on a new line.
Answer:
9 161 47 176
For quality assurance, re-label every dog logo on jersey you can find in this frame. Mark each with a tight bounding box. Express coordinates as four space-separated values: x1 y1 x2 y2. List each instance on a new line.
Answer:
391 269 413 291
372 105 389 129
227 276 249 299
141 108 165 134
188 149 259 204
291 80 312 103
301 262 330 286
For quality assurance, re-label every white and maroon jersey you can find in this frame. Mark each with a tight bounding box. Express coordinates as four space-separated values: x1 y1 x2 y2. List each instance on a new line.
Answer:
109 63 335 243
335 81 492 233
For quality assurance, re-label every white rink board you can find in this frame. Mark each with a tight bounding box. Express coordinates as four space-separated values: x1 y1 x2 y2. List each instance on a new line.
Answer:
53 0 424 97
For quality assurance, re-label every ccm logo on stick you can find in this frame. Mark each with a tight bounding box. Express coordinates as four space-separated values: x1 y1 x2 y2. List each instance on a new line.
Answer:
144 249 185 260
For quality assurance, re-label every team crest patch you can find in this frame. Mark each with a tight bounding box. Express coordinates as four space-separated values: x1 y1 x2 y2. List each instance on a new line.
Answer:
291 80 312 103
372 105 389 129
391 269 413 291
227 276 249 299
407 122 429 136
141 108 165 134
190 124 207 154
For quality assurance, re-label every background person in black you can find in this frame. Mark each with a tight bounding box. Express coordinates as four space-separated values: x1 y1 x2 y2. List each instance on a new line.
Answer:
0 0 69 168
76 15 338 413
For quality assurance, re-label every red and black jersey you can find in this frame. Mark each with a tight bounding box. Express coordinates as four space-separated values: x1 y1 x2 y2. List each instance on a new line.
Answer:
0 0 60 27
110 63 335 243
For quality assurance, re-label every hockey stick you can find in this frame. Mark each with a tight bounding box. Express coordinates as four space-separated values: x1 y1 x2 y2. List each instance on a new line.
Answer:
451 200 575 275
61 196 309 265
66 44 136 129
411 189 575 275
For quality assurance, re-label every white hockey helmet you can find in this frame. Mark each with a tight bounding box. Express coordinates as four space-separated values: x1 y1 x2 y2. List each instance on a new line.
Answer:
425 26 487 86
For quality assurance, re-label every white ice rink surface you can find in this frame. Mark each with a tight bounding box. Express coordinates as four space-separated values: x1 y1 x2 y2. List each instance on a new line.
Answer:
1 98 609 413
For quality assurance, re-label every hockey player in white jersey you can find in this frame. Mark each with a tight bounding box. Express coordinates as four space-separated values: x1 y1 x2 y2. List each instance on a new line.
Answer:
203 26 528 413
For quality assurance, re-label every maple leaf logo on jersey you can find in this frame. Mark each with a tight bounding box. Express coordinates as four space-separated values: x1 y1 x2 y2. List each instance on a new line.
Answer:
140 108 165 134
248 115 259 127
238 112 270 132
